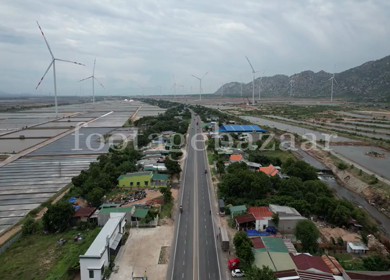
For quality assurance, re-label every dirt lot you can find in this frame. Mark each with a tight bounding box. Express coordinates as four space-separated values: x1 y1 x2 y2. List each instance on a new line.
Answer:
111 225 174 280
121 189 163 207
318 223 360 242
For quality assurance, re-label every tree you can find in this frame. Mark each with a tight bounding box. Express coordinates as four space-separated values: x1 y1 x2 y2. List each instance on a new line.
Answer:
86 187 105 207
165 156 182 178
227 162 248 174
363 255 390 271
43 201 75 232
272 212 279 228
22 217 38 235
331 204 351 226
295 220 320 253
160 187 173 204
283 159 318 181
216 160 225 177
246 265 277 280
236 240 255 265
337 237 344 246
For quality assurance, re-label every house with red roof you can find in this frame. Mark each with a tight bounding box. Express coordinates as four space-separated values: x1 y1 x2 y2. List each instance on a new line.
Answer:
291 253 333 274
235 213 256 231
259 164 279 177
249 206 274 231
229 154 243 163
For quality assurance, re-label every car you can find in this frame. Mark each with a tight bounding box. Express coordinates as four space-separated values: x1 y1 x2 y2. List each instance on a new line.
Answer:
231 269 244 277
57 238 67 245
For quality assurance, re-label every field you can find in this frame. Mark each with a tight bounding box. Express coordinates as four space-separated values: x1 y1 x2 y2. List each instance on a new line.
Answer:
0 228 100 280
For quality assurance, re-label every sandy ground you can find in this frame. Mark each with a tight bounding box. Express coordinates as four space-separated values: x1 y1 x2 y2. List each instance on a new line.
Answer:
110 225 174 280
318 224 360 242
121 189 163 207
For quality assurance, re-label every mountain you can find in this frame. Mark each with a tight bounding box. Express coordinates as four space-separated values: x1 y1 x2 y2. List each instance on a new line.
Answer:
215 55 390 102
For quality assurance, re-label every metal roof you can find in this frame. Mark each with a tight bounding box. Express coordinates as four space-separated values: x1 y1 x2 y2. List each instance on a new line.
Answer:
347 242 369 250
292 253 333 274
219 124 268 133
230 205 247 213
133 208 148 218
117 171 152 181
262 236 290 253
235 213 256 224
100 207 134 214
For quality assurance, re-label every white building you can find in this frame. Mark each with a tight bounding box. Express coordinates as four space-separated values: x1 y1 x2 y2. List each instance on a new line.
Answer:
269 204 306 233
347 242 369 254
79 213 126 280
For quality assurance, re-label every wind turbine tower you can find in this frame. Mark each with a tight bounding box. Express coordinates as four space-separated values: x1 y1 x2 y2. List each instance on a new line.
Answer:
245 56 259 105
329 66 338 102
191 71 208 101
290 78 294 97
171 74 177 100
78 58 105 104
35 21 85 117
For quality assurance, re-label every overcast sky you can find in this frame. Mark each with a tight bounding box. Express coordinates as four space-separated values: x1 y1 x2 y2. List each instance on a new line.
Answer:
1 0 389 96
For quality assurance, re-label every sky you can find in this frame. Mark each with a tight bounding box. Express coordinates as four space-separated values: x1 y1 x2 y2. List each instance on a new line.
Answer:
0 0 389 96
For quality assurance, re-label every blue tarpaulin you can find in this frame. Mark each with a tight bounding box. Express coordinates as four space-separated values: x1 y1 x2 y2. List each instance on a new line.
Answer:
246 230 270 237
68 197 77 204
73 205 82 210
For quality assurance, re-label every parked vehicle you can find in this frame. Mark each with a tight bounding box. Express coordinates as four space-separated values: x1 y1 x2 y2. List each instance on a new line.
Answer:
231 269 245 277
228 258 240 270
180 205 183 213
266 226 277 235
218 199 225 216
220 227 229 251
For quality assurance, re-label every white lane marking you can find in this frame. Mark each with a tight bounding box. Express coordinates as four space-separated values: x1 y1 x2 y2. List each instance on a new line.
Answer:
183 261 185 266
182 273 184 279
184 249 186 254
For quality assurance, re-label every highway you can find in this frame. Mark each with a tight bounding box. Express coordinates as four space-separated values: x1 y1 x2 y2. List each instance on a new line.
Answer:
168 113 222 280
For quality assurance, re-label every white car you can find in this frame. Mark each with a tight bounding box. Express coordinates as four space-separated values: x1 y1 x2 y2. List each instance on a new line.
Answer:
231 269 245 277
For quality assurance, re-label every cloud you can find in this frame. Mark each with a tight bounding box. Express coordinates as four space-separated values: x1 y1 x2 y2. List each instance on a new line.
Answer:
0 0 389 96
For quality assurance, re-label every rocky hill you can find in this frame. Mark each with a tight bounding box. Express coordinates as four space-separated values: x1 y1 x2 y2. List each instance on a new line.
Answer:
215 55 390 102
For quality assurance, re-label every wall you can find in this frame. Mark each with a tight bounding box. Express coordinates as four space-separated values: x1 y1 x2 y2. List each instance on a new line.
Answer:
0 232 22 256
278 218 306 233
255 219 269 231
119 174 151 187
80 251 108 280
98 212 132 226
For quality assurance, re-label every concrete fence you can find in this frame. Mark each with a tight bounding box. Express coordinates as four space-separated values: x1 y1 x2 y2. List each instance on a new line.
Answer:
0 232 22 256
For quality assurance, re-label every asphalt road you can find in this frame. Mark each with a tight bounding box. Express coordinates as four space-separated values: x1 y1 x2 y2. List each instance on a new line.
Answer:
169 113 221 280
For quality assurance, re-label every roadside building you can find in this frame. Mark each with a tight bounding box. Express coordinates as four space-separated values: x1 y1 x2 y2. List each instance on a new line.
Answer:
151 173 170 187
90 203 121 221
117 171 153 188
218 124 267 141
245 161 262 171
230 154 243 163
235 213 256 231
79 213 126 280
73 207 97 223
269 204 307 232
346 242 369 254
259 164 279 177
229 205 247 218
249 206 274 231
291 253 333 274
98 206 135 226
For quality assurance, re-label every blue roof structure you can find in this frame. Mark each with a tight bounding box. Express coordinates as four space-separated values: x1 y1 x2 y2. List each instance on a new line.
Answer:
219 125 267 133
246 230 270 237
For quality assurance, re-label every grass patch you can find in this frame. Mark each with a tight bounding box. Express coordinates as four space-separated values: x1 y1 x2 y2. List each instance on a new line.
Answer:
262 150 296 164
161 202 173 218
0 228 101 280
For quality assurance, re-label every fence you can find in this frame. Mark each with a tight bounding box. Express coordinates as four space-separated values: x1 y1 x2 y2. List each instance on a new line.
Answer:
0 232 22 256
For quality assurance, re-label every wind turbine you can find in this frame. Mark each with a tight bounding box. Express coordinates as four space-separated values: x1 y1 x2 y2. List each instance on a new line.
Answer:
289 78 294 97
171 74 177 100
329 66 339 102
78 58 104 104
258 70 266 100
221 83 224 97
245 56 259 105
35 21 85 117
240 75 243 96
191 71 208 101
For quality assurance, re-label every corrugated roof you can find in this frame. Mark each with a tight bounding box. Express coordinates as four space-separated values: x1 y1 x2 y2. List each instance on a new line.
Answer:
230 205 247 213
346 271 390 280
100 203 121 208
321 255 344 275
100 207 134 214
117 171 152 181
259 164 279 176
152 173 169 181
262 237 289 253
73 207 96 218
274 269 299 279
133 208 148 218
230 154 243 161
219 124 268 133
249 206 274 218
347 242 369 250
292 253 332 274
298 270 334 280
235 213 256 224
251 237 265 249
253 251 276 271
270 252 297 271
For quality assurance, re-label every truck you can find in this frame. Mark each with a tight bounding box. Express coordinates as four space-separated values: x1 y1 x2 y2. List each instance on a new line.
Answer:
218 199 225 216
220 226 229 251
228 258 240 270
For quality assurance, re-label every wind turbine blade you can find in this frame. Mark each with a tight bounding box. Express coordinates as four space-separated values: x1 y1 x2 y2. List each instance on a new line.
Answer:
334 78 339 86
35 60 53 89
78 76 93 82
245 56 255 73
329 77 333 81
36 21 54 59
172 73 176 83
202 71 209 79
93 58 96 75
191 74 200 80
171 84 175 90
94 77 105 89
56 58 85 66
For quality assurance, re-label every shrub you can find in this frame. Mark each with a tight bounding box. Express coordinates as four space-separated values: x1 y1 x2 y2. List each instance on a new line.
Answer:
337 163 348 170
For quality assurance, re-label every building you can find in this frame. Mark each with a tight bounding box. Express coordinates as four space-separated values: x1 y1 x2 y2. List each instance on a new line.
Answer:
98 206 135 226
269 204 307 232
117 171 169 188
229 205 247 218
252 237 297 272
230 154 243 163
347 242 369 254
259 164 279 177
235 213 256 231
245 161 262 171
291 253 333 274
218 124 267 134
79 213 126 280
73 207 97 223
249 206 274 231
